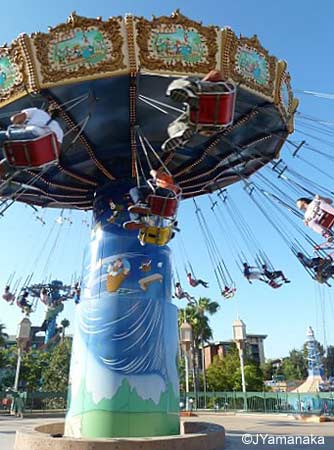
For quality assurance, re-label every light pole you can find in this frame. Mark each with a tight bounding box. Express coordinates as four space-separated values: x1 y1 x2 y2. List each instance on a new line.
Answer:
14 317 31 391
233 318 247 411
180 321 192 412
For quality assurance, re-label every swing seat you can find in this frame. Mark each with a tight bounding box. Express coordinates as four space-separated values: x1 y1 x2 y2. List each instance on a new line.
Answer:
147 194 179 218
319 212 334 230
189 82 236 129
138 225 173 246
3 133 60 169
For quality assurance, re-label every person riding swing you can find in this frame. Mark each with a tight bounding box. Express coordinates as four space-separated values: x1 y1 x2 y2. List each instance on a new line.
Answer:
173 282 195 304
16 290 33 313
187 272 209 288
162 69 236 152
297 251 334 284
242 262 267 284
2 285 15 304
296 195 334 241
222 285 236 299
124 169 180 231
0 105 64 176
261 264 290 284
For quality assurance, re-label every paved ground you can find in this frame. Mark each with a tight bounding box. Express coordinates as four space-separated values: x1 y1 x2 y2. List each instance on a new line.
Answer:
0 413 333 449
0 415 63 450
192 414 334 449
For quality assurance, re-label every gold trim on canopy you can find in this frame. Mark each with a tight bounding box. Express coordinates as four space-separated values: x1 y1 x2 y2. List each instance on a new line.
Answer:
0 11 297 132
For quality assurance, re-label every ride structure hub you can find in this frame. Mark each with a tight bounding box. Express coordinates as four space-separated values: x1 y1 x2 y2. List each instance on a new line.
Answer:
0 11 297 439
65 182 179 437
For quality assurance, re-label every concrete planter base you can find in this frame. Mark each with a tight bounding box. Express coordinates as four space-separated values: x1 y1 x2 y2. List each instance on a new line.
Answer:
15 421 225 450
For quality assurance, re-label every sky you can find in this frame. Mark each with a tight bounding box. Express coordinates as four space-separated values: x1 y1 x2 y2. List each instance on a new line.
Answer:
1 0 334 360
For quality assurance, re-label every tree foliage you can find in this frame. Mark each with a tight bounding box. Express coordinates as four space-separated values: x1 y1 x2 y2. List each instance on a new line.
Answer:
0 323 8 347
42 339 72 392
325 345 334 378
206 347 264 392
261 359 275 380
178 297 220 346
179 297 219 392
280 349 307 381
60 319 70 341
0 339 72 392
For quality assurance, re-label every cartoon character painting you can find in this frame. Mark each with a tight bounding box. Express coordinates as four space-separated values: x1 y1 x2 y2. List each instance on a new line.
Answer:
151 27 206 64
236 46 269 86
50 28 110 70
106 257 131 292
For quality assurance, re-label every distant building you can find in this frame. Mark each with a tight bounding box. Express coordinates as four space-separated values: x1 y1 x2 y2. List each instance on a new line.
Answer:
202 333 267 369
246 334 267 365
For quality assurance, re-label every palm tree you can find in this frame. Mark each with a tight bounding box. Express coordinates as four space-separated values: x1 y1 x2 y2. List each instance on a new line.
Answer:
179 297 219 346
60 319 70 342
178 297 220 400
0 322 8 347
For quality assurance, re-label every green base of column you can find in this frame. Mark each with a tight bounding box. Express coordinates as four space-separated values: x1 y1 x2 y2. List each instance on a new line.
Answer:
66 410 180 438
66 379 180 438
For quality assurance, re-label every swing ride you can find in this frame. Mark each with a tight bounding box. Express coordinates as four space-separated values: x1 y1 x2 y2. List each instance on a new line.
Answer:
0 10 305 440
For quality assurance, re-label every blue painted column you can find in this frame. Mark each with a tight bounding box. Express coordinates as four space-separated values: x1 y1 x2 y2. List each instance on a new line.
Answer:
306 326 323 377
65 183 180 438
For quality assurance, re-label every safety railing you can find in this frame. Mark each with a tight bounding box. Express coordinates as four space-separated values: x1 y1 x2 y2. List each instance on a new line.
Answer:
180 391 334 415
1 390 334 415
0 391 67 413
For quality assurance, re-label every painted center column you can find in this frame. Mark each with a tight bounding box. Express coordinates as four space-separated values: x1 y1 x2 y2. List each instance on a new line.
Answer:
65 183 180 438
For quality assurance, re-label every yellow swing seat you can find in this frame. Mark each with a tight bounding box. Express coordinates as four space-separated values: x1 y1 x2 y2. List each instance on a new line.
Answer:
138 225 173 246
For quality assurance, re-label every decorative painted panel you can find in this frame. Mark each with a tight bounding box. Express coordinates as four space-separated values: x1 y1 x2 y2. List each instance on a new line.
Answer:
0 42 28 105
280 79 290 111
222 30 277 99
49 28 112 71
275 67 298 132
31 12 126 86
135 10 218 74
150 27 207 65
0 56 19 91
235 45 270 86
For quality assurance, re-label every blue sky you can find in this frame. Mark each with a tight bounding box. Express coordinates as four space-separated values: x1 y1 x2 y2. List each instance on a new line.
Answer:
1 0 334 360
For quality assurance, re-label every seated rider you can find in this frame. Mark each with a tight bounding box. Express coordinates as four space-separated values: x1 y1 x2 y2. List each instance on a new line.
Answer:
222 285 236 299
296 252 325 270
296 252 334 284
296 195 334 240
173 282 195 304
162 70 232 152
0 105 63 147
187 273 209 288
17 290 32 313
242 263 266 284
2 285 15 304
40 287 49 305
72 283 81 305
261 264 290 284
124 169 179 231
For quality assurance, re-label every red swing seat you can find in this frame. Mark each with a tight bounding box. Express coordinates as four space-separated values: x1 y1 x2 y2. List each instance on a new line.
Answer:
3 133 60 169
319 212 334 230
147 194 179 218
189 81 236 129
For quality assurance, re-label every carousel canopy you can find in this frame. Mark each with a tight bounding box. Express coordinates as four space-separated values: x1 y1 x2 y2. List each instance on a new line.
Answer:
0 10 297 209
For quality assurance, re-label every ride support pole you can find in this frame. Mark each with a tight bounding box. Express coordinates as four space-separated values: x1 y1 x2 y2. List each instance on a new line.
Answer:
65 182 179 438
